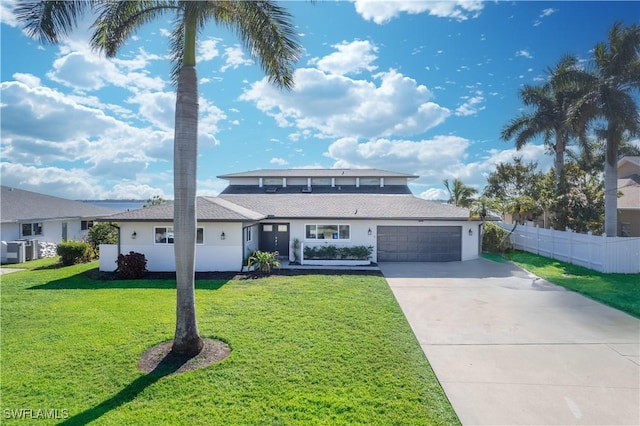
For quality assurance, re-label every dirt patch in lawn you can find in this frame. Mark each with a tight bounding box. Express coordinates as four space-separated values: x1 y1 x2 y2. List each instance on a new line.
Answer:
138 338 231 376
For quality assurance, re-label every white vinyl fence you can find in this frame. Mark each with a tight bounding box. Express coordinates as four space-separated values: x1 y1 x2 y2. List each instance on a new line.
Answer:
497 222 640 274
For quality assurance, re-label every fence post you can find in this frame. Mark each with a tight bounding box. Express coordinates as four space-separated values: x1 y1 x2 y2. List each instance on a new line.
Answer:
566 227 573 264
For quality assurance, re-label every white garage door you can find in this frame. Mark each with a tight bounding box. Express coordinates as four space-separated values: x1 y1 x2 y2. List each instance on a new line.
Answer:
377 226 462 262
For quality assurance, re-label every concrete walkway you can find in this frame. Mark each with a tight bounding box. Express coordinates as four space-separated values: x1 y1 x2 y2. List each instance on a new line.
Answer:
380 258 639 426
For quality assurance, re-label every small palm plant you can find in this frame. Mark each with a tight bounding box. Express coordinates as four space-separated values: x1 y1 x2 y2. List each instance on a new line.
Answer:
247 251 280 274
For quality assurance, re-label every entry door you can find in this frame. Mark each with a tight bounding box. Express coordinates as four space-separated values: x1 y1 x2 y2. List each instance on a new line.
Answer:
260 223 289 257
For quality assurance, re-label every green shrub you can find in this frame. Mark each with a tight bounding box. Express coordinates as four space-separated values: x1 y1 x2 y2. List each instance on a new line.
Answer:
482 222 511 253
116 251 147 279
87 222 118 254
247 250 280 274
56 241 90 266
304 245 373 260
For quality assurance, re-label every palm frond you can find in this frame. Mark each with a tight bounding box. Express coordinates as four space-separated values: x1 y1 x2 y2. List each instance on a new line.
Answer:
91 1 177 57
15 0 94 43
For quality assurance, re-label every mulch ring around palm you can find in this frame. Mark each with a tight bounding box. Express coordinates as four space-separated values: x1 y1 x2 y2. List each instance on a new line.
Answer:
138 338 231 376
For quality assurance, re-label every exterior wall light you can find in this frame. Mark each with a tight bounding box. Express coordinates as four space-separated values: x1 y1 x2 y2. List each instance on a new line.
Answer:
132 231 137 239
368 228 372 236
220 231 226 240
468 228 473 236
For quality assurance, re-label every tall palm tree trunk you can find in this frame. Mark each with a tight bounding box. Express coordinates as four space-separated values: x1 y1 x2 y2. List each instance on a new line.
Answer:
603 135 619 237
172 64 203 356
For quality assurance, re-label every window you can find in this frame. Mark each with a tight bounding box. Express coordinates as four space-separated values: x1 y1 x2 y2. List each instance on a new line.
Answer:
154 227 204 244
245 227 252 242
21 223 43 237
81 220 94 230
305 224 350 240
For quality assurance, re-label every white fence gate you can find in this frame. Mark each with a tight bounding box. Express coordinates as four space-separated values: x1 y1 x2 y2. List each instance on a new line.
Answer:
497 222 640 274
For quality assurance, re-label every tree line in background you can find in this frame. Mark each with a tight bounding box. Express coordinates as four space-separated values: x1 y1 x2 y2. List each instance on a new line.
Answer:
445 22 640 237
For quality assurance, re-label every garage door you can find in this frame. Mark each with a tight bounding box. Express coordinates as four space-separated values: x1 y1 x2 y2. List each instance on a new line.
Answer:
377 226 462 262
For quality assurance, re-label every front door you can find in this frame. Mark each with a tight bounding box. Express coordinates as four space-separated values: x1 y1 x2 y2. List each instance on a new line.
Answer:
260 223 289 257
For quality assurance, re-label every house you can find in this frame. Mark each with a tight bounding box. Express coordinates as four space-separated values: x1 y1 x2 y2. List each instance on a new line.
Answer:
98 169 486 272
1 186 118 262
618 156 640 237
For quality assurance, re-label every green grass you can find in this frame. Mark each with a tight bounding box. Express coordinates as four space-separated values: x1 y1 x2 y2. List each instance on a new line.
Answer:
503 251 640 318
1 256 62 270
1 263 459 425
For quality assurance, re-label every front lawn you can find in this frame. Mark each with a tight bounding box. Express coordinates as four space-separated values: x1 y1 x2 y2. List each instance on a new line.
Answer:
0 263 459 425
503 251 640 318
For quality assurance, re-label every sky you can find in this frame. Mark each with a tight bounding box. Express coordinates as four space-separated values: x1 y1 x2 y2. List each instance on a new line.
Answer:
1 1 639 201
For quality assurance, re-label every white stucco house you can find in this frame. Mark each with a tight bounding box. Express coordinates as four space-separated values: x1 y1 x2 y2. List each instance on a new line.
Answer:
618 156 640 237
99 169 486 272
1 186 119 263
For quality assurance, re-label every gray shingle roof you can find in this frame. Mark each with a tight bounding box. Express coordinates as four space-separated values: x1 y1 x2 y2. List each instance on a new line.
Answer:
101 197 265 222
218 168 418 179
1 186 119 223
220 194 471 220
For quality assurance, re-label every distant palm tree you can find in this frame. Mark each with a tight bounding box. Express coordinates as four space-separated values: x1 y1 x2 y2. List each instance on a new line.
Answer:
16 0 301 356
443 178 477 208
570 22 640 236
501 55 584 191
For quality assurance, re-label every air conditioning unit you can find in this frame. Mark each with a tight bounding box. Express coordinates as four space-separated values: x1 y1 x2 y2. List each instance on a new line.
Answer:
6 241 26 264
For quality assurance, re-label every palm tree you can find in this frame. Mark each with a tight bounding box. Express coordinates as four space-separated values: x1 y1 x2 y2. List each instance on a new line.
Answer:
570 22 640 236
443 178 477 208
16 0 301 356
501 55 584 192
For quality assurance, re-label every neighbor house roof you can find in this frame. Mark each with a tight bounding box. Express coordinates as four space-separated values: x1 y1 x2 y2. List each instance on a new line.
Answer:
618 174 640 210
1 186 118 224
218 169 418 179
101 197 265 222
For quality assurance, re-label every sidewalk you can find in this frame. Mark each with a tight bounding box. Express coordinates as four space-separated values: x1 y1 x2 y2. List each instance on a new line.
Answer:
380 259 640 425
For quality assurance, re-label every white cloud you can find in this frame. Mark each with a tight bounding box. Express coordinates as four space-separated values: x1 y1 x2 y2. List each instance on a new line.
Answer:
540 8 557 18
12 72 41 87
311 40 378 75
455 93 485 116
0 0 17 27
197 38 221 62
516 50 533 59
270 157 288 166
1 162 103 199
240 68 449 139
220 46 253 72
353 0 484 24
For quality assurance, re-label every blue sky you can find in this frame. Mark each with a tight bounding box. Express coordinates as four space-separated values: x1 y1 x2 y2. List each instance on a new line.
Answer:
1 1 639 200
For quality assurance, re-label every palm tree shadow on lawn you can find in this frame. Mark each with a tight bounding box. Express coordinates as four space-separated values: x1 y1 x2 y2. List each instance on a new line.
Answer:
59 338 230 425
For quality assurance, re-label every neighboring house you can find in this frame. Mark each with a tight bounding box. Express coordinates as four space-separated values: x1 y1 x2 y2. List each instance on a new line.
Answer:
99 169 486 272
618 156 640 237
1 186 118 262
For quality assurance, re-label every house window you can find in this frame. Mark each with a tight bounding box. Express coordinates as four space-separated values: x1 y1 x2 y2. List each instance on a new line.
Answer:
81 220 94 230
21 223 43 237
305 224 350 240
245 227 252 242
154 227 204 244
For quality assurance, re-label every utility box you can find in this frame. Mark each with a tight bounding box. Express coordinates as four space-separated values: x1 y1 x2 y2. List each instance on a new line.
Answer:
24 239 39 261
6 241 26 264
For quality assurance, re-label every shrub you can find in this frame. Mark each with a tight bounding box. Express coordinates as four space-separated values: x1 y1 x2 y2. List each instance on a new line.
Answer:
247 250 280 274
304 245 373 260
87 222 118 254
56 241 90 266
116 251 147 279
482 222 511 253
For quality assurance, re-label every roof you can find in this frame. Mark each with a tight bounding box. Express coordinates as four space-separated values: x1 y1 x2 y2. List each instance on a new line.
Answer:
99 193 475 222
101 197 265 222
618 174 640 210
218 168 418 179
220 193 472 220
1 186 119 224
618 156 640 168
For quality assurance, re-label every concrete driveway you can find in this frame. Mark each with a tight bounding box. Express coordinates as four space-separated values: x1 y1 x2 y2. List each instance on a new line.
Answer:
380 258 639 425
